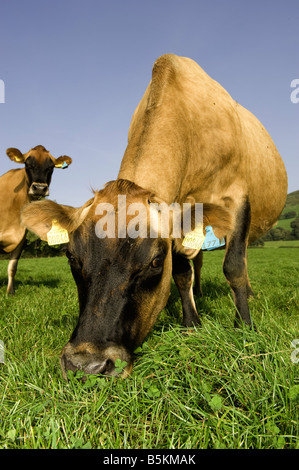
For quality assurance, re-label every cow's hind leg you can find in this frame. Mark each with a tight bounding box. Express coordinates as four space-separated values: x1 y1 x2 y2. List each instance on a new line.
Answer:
7 237 26 295
223 198 253 327
172 251 200 327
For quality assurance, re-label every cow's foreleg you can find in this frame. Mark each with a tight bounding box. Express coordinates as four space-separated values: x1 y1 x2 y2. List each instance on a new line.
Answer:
7 237 26 295
193 250 203 297
172 251 200 327
223 198 252 327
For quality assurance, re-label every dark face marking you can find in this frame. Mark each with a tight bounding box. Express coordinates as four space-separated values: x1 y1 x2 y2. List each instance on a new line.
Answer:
60 222 172 379
25 146 54 199
25 154 54 199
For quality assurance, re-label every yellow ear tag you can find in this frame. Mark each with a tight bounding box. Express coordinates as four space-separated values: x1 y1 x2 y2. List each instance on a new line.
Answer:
182 224 205 250
47 220 69 246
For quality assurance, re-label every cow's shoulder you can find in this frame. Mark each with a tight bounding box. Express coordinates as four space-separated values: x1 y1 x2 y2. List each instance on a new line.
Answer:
0 168 27 196
0 168 28 216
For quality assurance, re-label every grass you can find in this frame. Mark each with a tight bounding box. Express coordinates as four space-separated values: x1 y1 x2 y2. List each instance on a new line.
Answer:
0 246 298 449
263 240 299 248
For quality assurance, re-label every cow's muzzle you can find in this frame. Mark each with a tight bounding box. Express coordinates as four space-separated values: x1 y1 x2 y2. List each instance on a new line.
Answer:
29 183 49 198
60 342 132 381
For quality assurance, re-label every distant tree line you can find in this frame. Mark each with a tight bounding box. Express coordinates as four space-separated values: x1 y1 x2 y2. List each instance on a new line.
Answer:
23 231 65 257
0 231 65 259
279 211 297 220
250 212 299 246
263 214 299 241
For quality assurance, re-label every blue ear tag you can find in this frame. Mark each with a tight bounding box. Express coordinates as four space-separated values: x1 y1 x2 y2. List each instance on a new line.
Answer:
61 161 68 169
201 225 225 251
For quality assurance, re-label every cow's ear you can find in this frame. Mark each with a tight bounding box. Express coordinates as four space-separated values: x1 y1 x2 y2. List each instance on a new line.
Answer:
172 202 233 254
54 156 72 169
21 199 92 241
173 202 233 240
202 203 233 239
6 148 26 164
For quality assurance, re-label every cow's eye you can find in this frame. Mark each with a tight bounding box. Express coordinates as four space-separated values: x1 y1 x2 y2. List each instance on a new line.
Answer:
150 255 164 269
66 250 76 265
68 255 75 264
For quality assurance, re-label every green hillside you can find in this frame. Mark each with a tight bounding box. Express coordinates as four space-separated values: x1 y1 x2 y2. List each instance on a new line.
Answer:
283 189 299 212
276 190 299 231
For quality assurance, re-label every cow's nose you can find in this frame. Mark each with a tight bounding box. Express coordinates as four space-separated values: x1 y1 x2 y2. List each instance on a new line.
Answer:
60 342 132 381
61 354 115 377
30 183 49 197
32 183 48 194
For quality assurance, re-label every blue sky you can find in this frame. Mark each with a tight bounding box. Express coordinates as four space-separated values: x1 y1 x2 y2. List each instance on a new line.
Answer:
0 0 298 207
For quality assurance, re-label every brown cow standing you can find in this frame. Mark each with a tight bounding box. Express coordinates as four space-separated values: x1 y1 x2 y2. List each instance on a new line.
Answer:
22 55 287 378
0 145 72 294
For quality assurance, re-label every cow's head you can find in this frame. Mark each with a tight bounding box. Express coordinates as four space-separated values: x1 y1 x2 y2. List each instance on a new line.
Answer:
21 179 232 379
7 145 72 199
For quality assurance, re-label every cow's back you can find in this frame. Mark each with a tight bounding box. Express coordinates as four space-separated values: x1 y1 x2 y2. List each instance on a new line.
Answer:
119 54 287 241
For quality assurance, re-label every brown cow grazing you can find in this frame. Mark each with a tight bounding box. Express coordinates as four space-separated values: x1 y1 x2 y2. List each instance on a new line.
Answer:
0 145 72 294
22 55 287 379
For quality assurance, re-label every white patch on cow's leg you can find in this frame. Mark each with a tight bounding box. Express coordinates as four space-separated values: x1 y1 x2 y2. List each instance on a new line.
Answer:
172 251 200 327
7 237 26 295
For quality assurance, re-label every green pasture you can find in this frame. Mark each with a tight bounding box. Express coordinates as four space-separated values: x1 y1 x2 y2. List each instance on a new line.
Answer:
0 245 298 449
263 240 299 248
